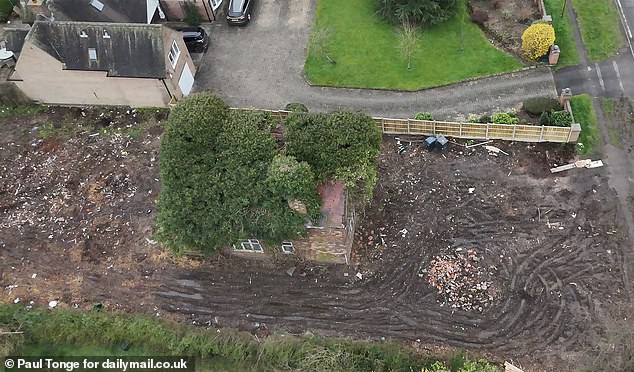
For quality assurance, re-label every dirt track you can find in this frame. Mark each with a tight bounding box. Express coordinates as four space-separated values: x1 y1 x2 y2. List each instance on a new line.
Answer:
0 107 630 371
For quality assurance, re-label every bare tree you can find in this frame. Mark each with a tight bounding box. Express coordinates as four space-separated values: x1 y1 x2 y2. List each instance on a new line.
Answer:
397 21 419 70
309 26 336 64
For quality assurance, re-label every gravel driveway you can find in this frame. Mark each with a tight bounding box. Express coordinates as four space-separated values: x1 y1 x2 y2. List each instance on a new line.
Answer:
195 0 315 106
195 0 558 119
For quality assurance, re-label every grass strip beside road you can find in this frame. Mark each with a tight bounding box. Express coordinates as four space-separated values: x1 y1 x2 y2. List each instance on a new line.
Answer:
570 94 601 155
571 0 624 61
543 0 581 67
304 0 521 90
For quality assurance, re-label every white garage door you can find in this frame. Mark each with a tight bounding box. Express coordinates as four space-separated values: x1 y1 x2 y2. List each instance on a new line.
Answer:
178 63 195 96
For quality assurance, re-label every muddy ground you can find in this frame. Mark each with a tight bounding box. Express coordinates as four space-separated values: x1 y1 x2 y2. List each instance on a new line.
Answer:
469 0 541 58
0 106 631 371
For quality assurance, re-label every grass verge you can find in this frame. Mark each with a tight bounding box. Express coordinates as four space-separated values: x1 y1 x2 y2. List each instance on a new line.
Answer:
0 305 498 371
600 97 616 117
0 105 43 119
304 0 521 90
543 0 581 67
571 0 624 61
570 94 600 155
600 97 621 147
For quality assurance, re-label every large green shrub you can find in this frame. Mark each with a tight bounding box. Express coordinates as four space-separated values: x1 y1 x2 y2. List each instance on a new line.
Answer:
157 94 313 253
414 112 433 120
491 112 519 124
548 110 573 126
284 102 309 113
285 111 382 201
266 154 322 222
523 97 562 116
376 0 458 26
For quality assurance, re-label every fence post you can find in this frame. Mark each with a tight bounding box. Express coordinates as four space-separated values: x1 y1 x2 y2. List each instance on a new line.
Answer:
459 122 463 137
382 118 385 133
485 124 489 139
407 119 411 134
433 121 436 135
512 125 517 140
567 123 581 142
539 126 545 141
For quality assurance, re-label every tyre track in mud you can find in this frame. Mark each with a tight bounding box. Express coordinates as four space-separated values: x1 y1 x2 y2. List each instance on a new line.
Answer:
154 141 626 365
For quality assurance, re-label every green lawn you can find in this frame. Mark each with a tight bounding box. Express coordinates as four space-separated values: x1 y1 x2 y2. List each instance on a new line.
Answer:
570 94 601 155
571 0 624 61
304 0 522 90
543 0 581 67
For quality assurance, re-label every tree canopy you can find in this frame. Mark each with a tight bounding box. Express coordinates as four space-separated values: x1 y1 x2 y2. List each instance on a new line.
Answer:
158 95 314 253
285 111 382 202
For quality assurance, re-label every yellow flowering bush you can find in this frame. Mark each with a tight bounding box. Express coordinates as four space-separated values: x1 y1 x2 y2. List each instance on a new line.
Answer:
521 23 556 60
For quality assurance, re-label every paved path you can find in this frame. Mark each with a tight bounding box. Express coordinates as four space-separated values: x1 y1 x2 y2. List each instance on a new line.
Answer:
195 0 557 119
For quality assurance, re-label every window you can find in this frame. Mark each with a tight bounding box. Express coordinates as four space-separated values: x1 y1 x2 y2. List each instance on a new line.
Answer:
234 239 264 253
281 241 294 254
88 48 97 61
168 41 180 68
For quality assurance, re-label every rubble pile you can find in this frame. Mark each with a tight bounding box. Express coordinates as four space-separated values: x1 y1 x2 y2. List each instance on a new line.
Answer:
425 249 495 311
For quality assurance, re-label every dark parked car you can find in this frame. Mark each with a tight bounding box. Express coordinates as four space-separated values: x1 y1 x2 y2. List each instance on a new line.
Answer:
226 0 253 25
173 26 209 53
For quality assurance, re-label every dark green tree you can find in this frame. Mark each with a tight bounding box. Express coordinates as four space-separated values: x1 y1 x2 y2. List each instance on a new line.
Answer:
266 154 321 222
377 0 458 26
157 94 313 253
285 111 382 201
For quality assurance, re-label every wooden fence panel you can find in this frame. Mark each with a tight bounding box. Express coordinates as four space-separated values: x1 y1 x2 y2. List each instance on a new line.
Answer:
409 120 435 135
541 126 571 142
488 124 517 140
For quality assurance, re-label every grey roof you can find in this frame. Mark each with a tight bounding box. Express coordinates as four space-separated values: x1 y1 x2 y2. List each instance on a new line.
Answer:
5 26 31 54
48 0 151 24
28 21 166 78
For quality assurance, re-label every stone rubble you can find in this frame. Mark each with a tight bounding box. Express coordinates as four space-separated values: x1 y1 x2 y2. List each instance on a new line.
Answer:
425 249 496 312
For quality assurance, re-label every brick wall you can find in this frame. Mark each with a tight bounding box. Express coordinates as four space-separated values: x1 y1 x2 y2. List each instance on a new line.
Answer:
294 227 349 264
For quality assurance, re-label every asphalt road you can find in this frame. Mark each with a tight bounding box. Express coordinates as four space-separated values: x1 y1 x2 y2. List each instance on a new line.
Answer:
554 0 634 98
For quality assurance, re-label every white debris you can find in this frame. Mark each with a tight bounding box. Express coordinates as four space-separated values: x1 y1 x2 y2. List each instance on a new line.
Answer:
468 187 475 194
31 273 37 279
48 300 58 308
356 272 363 280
